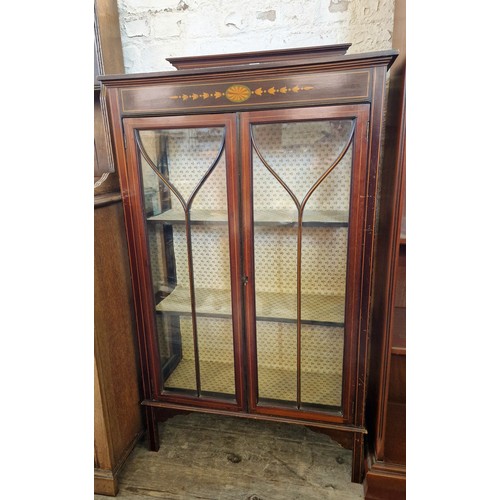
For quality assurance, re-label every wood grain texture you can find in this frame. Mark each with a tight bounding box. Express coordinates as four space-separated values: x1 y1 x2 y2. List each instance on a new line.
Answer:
364 466 405 500
94 200 144 494
94 0 124 77
94 0 124 192
99 50 397 85
365 59 406 464
94 90 114 178
383 402 406 465
94 471 119 497
118 70 372 115
95 413 364 500
94 359 112 470
388 355 406 405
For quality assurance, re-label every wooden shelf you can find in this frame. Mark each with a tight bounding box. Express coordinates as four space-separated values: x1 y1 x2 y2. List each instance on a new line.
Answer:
384 401 406 465
391 346 406 356
156 286 345 326
163 358 342 408
148 208 349 227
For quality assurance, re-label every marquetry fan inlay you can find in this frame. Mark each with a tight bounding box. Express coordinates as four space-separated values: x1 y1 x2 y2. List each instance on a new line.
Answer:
169 83 314 104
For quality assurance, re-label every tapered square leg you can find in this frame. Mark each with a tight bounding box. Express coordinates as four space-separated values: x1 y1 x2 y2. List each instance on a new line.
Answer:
146 406 160 451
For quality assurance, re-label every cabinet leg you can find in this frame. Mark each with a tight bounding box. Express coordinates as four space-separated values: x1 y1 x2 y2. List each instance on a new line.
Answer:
351 433 365 483
145 406 160 451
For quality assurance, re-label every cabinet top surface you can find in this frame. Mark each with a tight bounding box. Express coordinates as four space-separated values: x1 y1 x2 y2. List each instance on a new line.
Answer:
98 48 398 86
167 43 353 69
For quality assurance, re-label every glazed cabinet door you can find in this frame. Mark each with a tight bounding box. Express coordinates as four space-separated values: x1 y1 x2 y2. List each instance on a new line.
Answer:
240 104 370 423
122 114 245 411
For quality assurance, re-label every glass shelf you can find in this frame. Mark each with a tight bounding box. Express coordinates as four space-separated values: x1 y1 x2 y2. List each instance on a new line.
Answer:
156 286 345 326
147 208 349 227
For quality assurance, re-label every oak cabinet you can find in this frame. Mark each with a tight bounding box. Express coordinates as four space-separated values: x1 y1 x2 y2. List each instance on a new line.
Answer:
94 1 143 495
100 45 396 483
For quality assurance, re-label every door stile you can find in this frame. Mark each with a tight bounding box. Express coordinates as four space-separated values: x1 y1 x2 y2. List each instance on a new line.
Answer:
106 88 157 411
239 112 259 412
355 66 388 433
123 118 164 401
224 115 247 411
340 105 370 423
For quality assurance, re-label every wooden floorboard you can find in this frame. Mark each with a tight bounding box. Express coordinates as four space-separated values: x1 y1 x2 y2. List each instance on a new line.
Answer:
95 412 363 500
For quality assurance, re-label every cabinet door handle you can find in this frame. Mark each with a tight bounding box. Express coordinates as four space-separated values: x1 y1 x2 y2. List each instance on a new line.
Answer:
242 275 249 286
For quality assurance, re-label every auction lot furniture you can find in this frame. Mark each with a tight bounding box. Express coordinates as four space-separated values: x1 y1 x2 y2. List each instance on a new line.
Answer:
100 44 397 483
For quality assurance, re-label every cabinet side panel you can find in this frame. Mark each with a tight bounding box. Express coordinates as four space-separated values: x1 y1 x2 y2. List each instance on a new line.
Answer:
94 201 143 465
94 357 113 470
366 70 406 461
354 67 387 430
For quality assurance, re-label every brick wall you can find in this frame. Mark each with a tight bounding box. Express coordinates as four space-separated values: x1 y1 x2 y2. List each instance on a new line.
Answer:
117 0 395 73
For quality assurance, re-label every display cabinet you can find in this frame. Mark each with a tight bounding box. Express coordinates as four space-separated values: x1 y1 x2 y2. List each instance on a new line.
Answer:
100 45 397 483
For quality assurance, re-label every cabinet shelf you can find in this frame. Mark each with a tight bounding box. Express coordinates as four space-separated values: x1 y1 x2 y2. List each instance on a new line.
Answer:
156 286 345 326
163 358 342 408
147 208 349 227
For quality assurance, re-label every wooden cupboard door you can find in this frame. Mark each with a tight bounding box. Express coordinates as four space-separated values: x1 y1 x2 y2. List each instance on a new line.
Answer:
240 104 370 423
122 114 245 410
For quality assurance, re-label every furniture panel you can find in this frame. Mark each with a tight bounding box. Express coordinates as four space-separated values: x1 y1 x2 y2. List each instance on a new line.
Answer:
94 199 143 495
119 69 373 115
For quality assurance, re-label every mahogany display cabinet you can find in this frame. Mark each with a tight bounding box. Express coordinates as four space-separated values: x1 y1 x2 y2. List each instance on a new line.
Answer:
100 45 397 483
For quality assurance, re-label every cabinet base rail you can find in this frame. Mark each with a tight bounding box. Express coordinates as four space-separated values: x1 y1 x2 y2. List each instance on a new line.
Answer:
142 399 367 482
142 398 367 433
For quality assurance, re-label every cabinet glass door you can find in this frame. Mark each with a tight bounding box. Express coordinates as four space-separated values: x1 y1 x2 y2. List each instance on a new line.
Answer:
241 106 369 417
126 115 243 406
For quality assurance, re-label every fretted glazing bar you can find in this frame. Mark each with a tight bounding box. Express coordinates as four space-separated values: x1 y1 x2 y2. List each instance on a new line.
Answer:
135 132 188 212
251 120 355 410
249 128 301 212
135 129 227 398
183 131 226 397
250 128 300 408
295 210 303 409
183 212 201 396
296 121 355 408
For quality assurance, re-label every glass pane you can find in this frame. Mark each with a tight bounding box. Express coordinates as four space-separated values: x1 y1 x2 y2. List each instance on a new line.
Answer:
251 119 353 410
138 127 236 399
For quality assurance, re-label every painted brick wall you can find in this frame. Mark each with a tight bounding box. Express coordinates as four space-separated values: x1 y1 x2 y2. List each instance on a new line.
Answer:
117 0 395 73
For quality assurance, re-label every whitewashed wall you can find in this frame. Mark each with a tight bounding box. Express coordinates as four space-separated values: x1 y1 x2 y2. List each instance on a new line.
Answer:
117 0 395 73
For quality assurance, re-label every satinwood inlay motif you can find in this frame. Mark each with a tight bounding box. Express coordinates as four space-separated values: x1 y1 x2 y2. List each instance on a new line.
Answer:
169 83 314 104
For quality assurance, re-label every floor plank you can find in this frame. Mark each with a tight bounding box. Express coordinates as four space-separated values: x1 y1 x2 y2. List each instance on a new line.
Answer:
95 412 364 500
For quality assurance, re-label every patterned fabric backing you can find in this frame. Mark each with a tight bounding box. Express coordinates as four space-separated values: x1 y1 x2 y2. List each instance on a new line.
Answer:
139 119 352 408
252 120 353 210
162 316 343 407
